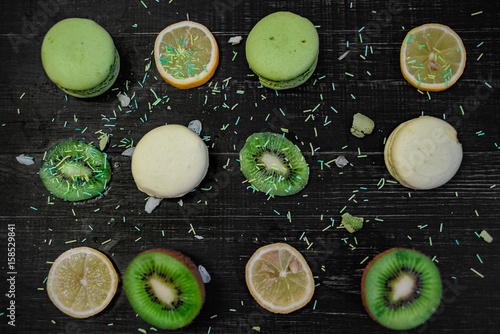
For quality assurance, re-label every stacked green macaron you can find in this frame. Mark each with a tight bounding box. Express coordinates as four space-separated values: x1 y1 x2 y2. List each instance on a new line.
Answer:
41 18 120 98
246 11 319 90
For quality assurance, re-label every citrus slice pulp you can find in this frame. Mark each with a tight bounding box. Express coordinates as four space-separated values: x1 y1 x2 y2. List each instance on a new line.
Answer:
400 23 466 91
154 21 219 89
47 247 118 318
245 243 315 314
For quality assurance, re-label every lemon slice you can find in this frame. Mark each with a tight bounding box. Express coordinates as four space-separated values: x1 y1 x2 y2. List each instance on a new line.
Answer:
47 247 118 318
154 21 219 89
245 243 315 314
400 23 466 91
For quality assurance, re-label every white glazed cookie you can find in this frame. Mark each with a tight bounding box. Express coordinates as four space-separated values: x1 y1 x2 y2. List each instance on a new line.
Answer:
384 116 462 190
132 124 209 198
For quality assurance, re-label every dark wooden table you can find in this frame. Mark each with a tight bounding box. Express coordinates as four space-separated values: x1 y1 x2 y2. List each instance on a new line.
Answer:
1 0 499 333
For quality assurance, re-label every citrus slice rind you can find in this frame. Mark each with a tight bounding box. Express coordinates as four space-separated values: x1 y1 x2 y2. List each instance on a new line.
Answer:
154 21 219 89
47 247 118 318
400 23 466 91
245 243 315 314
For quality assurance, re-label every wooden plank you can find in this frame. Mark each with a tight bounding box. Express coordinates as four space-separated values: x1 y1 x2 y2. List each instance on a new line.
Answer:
0 0 499 333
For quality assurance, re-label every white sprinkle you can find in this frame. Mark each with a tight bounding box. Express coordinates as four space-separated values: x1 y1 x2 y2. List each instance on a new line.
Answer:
145 197 163 214
228 36 243 44
188 120 203 135
198 265 211 283
335 155 349 168
16 154 35 165
118 94 131 107
194 235 204 240
338 50 351 61
121 147 135 157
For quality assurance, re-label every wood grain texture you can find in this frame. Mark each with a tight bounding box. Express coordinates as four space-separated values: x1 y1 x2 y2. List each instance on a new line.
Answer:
0 0 499 333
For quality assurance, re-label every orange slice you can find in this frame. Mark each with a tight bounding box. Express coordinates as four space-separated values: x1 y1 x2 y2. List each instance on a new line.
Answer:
400 23 466 91
47 247 118 318
245 243 315 314
154 21 219 89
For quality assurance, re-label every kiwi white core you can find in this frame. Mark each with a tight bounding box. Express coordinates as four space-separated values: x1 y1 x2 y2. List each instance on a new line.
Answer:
261 153 287 174
390 274 415 302
150 278 176 305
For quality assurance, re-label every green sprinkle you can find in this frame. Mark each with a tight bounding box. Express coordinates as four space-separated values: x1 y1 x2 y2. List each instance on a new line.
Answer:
140 0 147 8
471 11 483 16
345 72 354 77
232 51 238 61
406 33 413 45
440 223 443 232
374 218 384 222
470 267 484 278
339 206 347 214
476 254 483 264
429 237 432 246
475 210 479 216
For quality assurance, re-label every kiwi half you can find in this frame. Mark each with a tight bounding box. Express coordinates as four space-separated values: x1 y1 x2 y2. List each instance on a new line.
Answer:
39 140 111 201
239 132 309 196
361 248 442 330
124 249 205 330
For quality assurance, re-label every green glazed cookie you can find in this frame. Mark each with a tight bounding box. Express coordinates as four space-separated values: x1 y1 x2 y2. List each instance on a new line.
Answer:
246 11 319 90
41 18 120 98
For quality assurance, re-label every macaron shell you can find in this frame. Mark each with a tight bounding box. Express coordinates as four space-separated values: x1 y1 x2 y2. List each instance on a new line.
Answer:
385 116 463 190
257 56 318 90
59 49 120 98
131 125 209 198
246 11 319 82
42 18 117 92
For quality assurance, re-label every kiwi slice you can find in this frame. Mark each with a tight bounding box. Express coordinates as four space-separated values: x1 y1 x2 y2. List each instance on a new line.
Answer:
239 132 309 196
361 248 442 330
124 249 205 329
39 140 111 201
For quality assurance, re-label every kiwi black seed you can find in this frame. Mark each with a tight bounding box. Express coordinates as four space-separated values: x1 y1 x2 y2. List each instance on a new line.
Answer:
361 248 442 330
39 140 111 201
123 249 205 330
239 132 309 196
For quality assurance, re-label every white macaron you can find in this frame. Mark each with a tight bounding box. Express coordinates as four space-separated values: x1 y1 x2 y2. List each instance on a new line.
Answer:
131 124 209 198
384 116 462 190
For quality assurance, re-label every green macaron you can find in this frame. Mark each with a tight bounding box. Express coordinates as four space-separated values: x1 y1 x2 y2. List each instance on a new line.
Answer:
246 11 319 90
41 18 120 98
